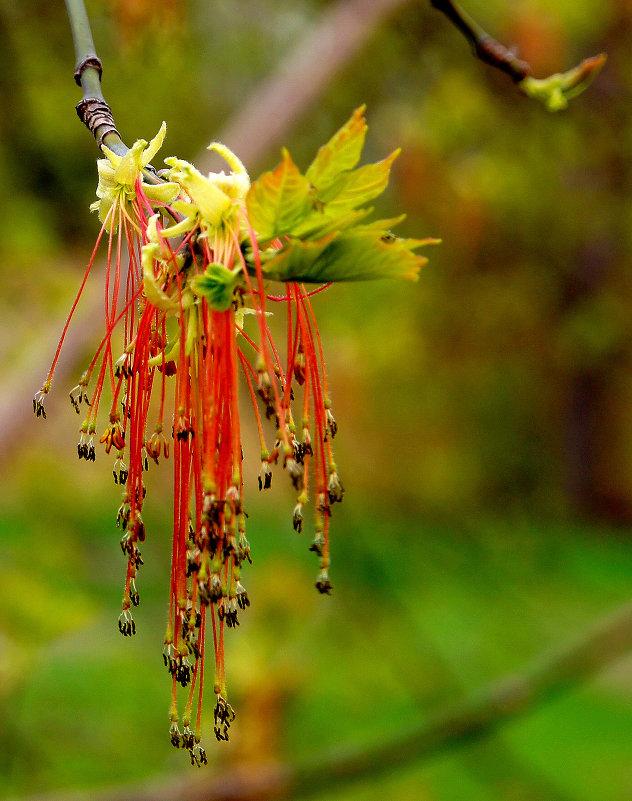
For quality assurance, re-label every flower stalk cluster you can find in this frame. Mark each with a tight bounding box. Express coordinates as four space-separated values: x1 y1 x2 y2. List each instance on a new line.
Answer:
35 108 437 761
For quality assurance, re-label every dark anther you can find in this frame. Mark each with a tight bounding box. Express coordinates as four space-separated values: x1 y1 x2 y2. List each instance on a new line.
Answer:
199 524 219 553
285 459 304 491
113 465 128 485
315 577 333 595
187 520 196 546
188 639 201 661
222 539 238 560
317 496 331 516
118 611 136 636
74 54 103 86
214 697 236 728
199 575 223 606
176 657 192 688
207 500 226 527
293 507 303 533
191 743 208 766
309 537 324 557
214 725 230 742
258 466 272 491
169 723 182 749
186 551 200 577
159 360 177 377
136 521 146 542
182 726 195 750
163 646 179 676
33 397 47 419
328 479 344 505
69 385 90 414
294 350 306 385
115 358 133 379
294 442 305 464
225 609 239 628
117 503 131 530
323 409 338 441
209 574 223 603
238 537 252 565
121 548 144 570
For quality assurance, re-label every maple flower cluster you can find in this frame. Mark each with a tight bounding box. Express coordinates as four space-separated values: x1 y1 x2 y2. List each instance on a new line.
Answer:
34 107 436 763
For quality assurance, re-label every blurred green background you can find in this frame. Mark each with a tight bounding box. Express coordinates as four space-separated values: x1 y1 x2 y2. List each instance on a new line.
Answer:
2 0 632 799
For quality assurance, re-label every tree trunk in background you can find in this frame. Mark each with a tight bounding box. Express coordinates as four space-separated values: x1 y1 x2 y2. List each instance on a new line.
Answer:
564 8 632 522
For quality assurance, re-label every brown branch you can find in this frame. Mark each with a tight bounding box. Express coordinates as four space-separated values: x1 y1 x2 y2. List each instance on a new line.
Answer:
430 0 606 110
430 0 530 81
75 96 120 151
21 599 632 801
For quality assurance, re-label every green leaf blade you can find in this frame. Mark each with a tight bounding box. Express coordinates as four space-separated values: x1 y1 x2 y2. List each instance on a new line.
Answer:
291 207 373 240
263 228 433 284
246 149 313 241
305 106 368 192
317 149 400 211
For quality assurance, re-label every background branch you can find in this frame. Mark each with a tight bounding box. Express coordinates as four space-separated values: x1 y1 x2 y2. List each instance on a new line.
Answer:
21 598 632 801
430 0 530 81
430 0 606 109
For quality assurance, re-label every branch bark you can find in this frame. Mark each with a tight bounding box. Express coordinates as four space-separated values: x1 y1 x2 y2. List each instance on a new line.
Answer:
430 0 530 81
64 0 126 154
20 599 632 801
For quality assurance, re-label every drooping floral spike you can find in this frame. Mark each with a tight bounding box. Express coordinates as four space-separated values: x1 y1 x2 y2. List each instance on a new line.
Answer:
34 108 438 762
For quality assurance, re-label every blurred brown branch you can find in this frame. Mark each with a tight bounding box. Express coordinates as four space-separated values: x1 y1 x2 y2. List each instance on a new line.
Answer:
430 0 531 81
21 598 632 801
431 0 606 110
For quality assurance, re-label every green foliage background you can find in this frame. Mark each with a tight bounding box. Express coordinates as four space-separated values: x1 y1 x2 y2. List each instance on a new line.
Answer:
2 1 632 799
